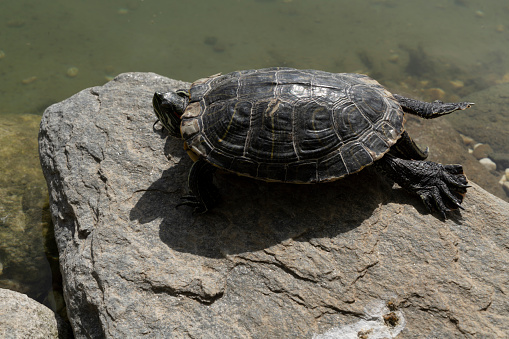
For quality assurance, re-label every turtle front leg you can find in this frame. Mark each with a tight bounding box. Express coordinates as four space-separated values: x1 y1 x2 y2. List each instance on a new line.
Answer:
177 159 219 213
375 154 470 218
393 94 473 119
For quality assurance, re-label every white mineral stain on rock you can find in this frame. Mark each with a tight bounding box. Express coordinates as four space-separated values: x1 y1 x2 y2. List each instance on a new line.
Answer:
313 300 405 339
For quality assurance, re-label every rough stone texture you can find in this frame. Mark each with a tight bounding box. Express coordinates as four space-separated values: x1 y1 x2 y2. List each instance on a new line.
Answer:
39 72 509 338
0 288 72 339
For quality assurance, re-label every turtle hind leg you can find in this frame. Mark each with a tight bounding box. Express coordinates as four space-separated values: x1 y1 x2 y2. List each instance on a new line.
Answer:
390 131 429 160
177 159 219 213
375 154 469 217
393 94 474 119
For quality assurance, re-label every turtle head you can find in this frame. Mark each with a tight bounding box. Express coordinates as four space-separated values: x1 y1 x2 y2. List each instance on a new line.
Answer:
153 91 189 138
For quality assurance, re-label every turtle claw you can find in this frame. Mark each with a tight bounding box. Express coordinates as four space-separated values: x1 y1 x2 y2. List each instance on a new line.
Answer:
174 159 220 214
415 163 468 216
376 155 469 217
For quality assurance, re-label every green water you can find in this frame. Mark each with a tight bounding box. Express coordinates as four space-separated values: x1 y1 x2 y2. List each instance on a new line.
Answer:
1 0 509 318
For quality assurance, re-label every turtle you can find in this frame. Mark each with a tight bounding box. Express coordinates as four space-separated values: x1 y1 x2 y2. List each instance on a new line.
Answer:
153 67 473 217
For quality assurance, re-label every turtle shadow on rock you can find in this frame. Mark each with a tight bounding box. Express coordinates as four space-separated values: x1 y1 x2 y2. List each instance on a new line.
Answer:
129 138 433 258
384 186 465 224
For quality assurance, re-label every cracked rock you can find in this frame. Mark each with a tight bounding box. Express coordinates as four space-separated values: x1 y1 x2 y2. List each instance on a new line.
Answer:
39 72 509 338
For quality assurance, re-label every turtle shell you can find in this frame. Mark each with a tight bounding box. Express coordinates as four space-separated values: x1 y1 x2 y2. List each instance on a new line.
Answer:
180 67 404 183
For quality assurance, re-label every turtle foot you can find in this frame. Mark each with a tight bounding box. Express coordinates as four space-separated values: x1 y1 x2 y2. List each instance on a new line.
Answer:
177 159 220 213
176 185 221 213
376 155 469 218
415 163 469 217
414 163 471 218
176 195 210 214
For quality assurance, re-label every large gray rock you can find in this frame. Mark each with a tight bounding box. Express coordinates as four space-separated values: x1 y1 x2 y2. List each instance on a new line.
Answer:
0 288 72 339
39 72 509 338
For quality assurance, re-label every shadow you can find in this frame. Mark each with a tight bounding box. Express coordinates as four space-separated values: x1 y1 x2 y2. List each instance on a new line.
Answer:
130 138 395 258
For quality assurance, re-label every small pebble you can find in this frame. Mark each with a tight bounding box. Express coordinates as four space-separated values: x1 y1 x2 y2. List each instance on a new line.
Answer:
459 133 474 147
479 158 496 171
203 36 218 46
212 43 226 53
501 73 509 83
449 80 464 88
66 67 79 77
7 20 25 28
472 143 494 160
425 88 445 101
475 10 485 18
21 76 37 84
503 182 509 196
500 174 507 185
0 50 5 59
496 24 504 32
388 54 399 63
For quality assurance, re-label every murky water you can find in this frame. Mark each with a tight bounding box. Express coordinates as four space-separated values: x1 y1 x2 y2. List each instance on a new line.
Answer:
1 0 509 317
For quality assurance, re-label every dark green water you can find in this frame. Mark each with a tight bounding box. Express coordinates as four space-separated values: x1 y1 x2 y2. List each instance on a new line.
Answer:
1 0 509 318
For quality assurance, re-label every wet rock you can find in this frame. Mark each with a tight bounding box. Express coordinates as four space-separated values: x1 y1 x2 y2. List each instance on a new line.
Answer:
0 114 59 313
39 73 509 338
459 133 474 147
472 143 494 160
490 152 509 170
447 82 509 154
203 36 218 46
479 157 497 171
0 288 72 338
503 182 509 196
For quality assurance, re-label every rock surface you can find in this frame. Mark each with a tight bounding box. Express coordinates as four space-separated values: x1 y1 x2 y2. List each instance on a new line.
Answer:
39 72 509 338
0 288 72 338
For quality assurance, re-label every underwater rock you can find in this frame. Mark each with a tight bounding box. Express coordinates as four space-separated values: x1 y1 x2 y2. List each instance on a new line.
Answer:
0 114 58 313
490 152 509 171
39 72 509 338
472 143 494 160
447 82 509 154
0 288 72 338
479 157 497 171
